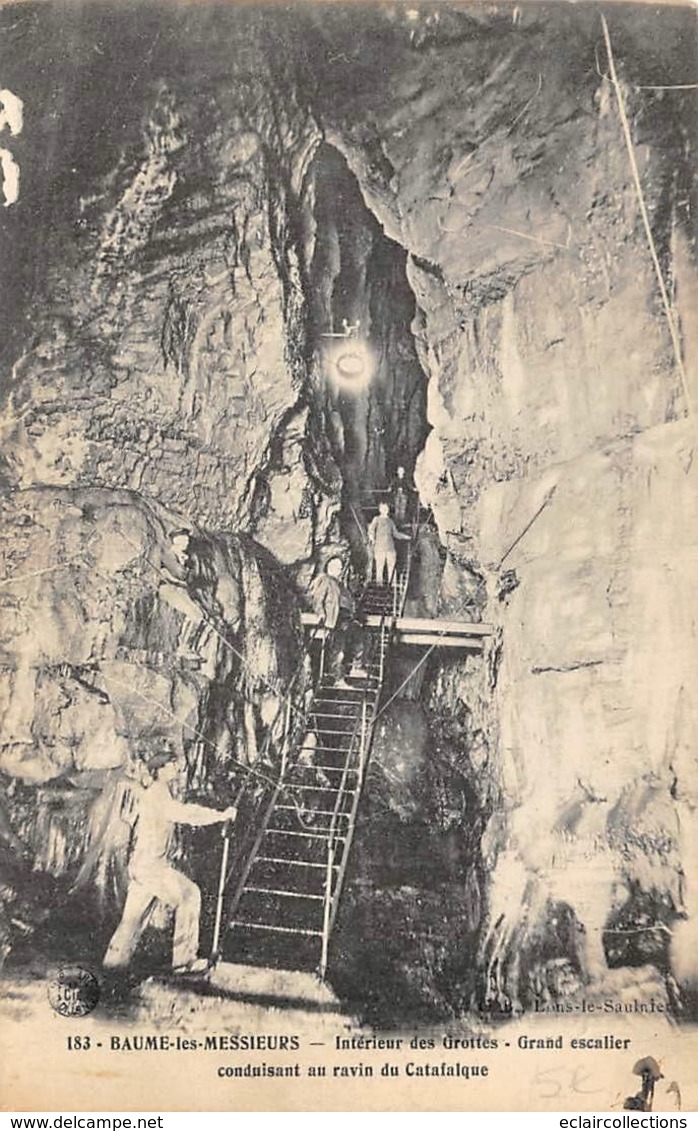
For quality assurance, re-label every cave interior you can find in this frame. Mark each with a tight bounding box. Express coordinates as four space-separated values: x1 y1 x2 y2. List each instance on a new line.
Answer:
0 0 696 1026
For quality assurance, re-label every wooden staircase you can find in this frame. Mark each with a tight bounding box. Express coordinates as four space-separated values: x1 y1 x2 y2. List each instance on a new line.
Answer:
221 564 404 978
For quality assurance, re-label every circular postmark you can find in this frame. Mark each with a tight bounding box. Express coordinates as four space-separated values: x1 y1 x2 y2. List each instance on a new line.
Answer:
48 965 100 1017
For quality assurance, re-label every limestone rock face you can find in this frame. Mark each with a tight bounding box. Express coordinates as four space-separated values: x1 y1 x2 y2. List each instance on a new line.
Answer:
1 9 323 541
305 5 697 1004
0 486 300 881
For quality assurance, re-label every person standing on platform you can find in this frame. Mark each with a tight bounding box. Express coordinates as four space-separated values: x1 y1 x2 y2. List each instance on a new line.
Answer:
367 502 410 586
392 465 410 526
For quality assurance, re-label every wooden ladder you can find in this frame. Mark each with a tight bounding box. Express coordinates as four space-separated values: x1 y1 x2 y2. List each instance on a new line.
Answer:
222 556 412 977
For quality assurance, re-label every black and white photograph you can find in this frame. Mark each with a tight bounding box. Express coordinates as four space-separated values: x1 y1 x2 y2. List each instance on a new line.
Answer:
0 0 696 1112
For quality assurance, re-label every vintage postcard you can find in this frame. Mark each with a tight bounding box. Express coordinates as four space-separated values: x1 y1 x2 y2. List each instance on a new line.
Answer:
0 0 696 1113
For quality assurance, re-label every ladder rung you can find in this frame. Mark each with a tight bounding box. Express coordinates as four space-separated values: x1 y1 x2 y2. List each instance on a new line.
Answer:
306 728 357 735
244 886 324 900
312 696 362 705
311 711 361 720
230 920 322 937
310 727 358 734
266 828 344 841
256 856 339 869
319 681 366 690
296 744 353 753
306 729 357 736
277 806 350 817
312 764 358 774
286 785 353 794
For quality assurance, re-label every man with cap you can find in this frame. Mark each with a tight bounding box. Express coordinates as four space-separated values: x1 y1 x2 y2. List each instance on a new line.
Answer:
103 740 237 977
306 557 366 686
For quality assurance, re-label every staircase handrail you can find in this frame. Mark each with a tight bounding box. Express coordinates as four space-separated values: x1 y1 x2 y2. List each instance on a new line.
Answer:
320 561 402 974
320 709 364 977
218 771 280 927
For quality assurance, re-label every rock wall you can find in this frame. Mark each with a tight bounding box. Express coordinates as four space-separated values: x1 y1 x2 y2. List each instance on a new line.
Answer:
306 4 698 1006
305 144 429 501
0 486 301 898
0 7 325 538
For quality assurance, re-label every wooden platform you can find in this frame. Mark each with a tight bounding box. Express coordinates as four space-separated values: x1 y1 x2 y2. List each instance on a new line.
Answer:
301 612 492 650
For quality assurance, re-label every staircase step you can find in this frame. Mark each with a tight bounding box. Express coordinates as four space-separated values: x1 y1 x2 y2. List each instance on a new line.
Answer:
312 705 362 713
285 772 348 787
245 887 324 900
256 856 338 869
310 728 359 737
316 683 371 692
284 774 347 792
277 805 350 818
236 887 326 929
237 890 324 919
223 932 321 972
268 815 337 835
311 764 358 774
248 858 327 893
286 784 355 795
259 833 329 862
266 828 342 841
230 920 322 938
294 741 350 750
310 711 361 720
295 743 353 752
313 696 363 704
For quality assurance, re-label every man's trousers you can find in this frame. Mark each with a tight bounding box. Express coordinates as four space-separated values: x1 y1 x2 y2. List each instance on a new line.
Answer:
103 862 201 970
373 547 396 585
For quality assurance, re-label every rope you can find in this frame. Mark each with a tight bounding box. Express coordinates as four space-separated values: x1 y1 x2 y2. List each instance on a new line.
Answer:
636 83 698 92
601 14 692 416
119 531 294 710
0 561 76 589
98 668 282 795
349 503 368 546
98 668 314 825
497 485 557 570
373 635 443 723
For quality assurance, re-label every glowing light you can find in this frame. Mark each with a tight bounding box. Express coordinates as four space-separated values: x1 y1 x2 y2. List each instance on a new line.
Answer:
323 338 376 391
336 351 366 378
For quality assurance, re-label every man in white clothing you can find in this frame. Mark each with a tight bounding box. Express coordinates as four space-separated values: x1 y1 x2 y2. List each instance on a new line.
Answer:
103 743 237 976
